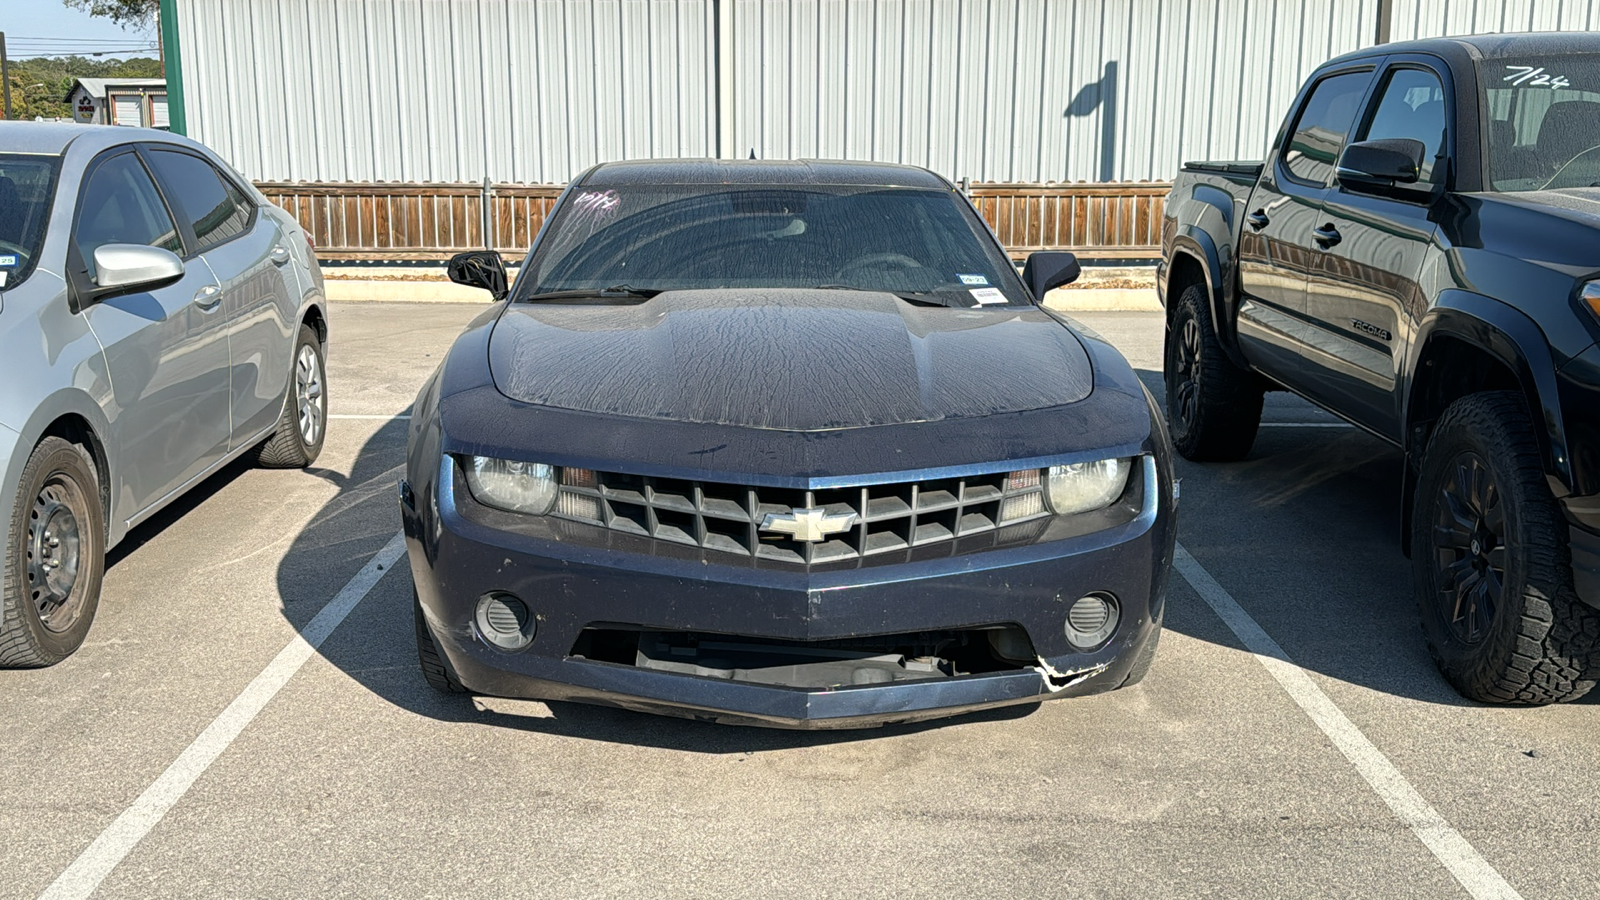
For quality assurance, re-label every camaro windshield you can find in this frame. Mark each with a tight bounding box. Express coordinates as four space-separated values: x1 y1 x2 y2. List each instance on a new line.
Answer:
1482 54 1600 191
0 153 59 290
519 183 1030 306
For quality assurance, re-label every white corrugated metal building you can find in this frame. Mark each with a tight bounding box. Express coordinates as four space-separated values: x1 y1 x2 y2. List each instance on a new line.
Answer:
162 0 1600 185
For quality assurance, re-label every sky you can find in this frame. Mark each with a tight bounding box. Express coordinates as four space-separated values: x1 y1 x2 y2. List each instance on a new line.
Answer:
1 0 159 60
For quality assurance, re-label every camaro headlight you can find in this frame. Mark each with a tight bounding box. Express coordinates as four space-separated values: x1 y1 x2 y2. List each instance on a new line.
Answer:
463 456 557 515
1044 458 1132 516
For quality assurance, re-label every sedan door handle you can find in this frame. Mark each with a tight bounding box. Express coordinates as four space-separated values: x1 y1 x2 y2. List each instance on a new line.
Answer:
1312 224 1342 248
270 245 291 265
192 284 223 311
1247 210 1270 231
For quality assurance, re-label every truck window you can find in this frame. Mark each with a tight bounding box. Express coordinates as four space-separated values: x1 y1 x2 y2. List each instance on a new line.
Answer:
1361 68 1447 185
1283 71 1373 187
1481 55 1600 191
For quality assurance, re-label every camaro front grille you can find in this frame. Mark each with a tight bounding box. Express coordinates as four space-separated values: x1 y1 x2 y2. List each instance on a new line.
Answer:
549 467 1054 565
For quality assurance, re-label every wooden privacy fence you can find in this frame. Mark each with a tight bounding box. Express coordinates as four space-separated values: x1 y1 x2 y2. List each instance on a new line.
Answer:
255 180 1170 262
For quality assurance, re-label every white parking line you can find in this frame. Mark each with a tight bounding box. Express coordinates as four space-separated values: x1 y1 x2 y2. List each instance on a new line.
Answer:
328 414 412 420
39 533 407 900
1173 545 1522 900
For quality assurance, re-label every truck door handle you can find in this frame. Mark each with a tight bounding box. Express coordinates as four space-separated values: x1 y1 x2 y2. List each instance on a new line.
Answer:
1247 210 1270 231
1313 224 1342 248
270 245 291 265
192 284 222 311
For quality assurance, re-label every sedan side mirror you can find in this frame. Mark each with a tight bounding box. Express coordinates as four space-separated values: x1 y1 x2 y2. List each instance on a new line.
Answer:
448 250 509 302
92 243 185 295
1336 138 1427 190
1022 250 1081 300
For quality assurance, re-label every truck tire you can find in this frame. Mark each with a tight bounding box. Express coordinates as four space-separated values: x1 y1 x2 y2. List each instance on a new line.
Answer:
415 591 466 694
1164 284 1263 461
0 437 105 667
1412 392 1600 704
255 324 326 469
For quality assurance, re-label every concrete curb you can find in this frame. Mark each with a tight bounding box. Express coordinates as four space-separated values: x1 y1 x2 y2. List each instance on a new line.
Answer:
1044 288 1162 312
325 279 1165 310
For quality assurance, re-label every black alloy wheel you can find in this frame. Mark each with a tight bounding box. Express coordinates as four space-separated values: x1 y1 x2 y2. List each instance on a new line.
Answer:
1429 451 1506 646
1164 283 1264 461
1412 392 1600 703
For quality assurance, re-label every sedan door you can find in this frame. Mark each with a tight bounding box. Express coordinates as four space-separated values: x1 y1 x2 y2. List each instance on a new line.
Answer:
71 149 233 518
143 146 297 446
1236 67 1376 396
1304 62 1448 440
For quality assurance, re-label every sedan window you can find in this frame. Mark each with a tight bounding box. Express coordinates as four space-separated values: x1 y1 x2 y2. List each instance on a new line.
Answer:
74 152 182 278
146 149 252 252
0 154 59 290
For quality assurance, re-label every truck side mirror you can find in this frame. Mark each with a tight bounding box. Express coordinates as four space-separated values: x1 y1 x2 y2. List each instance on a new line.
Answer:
447 250 509 302
1336 138 1427 189
1022 251 1081 300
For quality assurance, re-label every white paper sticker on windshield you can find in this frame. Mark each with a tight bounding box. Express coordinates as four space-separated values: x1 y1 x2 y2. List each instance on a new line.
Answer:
969 287 1007 305
959 273 990 285
1503 66 1571 89
0 255 16 267
0 272 7 287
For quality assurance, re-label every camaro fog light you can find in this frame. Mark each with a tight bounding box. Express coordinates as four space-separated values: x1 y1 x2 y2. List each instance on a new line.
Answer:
1065 593 1120 649
463 456 557 515
475 593 536 651
1045 458 1132 516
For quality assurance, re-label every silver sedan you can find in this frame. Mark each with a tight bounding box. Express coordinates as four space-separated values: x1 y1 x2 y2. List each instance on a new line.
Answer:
0 122 328 666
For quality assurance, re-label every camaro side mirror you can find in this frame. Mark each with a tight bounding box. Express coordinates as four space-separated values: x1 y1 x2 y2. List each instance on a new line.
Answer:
92 243 185 294
1336 138 1427 189
448 250 509 302
1022 250 1081 300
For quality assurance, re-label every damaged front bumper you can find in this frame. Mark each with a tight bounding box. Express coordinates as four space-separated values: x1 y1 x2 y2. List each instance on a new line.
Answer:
402 455 1174 729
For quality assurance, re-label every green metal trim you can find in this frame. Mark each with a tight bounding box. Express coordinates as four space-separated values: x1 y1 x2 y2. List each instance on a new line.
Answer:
159 0 186 135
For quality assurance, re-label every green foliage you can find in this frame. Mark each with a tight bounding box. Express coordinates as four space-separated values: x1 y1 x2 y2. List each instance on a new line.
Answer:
2 57 162 121
63 0 160 30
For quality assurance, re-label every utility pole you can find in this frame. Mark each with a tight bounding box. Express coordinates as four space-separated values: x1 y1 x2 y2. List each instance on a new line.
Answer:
1 33 12 121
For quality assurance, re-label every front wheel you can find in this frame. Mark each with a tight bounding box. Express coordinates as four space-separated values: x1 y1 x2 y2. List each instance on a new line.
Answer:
256 324 326 468
1164 284 1264 461
0 438 106 667
1413 392 1600 703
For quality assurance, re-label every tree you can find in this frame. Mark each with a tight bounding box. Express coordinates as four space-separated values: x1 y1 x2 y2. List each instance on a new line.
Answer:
64 0 159 31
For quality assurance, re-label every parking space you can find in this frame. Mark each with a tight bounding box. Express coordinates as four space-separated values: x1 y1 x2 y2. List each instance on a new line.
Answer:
4 304 1595 899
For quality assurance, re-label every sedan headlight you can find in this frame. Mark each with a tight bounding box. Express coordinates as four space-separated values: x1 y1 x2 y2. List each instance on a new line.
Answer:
463 456 557 515
1045 457 1132 516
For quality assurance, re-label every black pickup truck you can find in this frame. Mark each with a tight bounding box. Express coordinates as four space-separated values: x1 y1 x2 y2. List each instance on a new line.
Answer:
1159 32 1600 704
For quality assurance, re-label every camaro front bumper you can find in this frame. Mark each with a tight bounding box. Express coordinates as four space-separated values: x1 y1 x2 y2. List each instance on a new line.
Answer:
402 455 1174 729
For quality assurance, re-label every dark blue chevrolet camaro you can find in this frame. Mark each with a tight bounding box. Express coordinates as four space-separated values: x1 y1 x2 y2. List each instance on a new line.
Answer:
400 160 1177 728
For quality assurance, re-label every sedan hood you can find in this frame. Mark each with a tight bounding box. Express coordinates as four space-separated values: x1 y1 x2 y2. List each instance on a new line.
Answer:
487 289 1093 431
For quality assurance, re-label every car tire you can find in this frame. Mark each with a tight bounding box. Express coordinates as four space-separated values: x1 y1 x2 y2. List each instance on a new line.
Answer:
256 324 326 469
0 437 105 667
415 591 466 694
1413 391 1600 704
1119 618 1162 688
1164 283 1264 461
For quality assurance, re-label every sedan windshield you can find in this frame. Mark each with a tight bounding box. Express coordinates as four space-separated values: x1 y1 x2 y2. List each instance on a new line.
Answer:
519 183 1029 306
0 154 59 290
1482 54 1600 191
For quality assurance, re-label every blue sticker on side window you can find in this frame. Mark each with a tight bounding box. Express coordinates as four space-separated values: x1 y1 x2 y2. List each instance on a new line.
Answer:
0 255 17 267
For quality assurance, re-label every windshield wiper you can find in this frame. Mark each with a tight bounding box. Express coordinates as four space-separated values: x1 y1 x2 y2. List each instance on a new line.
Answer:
811 284 950 307
520 284 663 302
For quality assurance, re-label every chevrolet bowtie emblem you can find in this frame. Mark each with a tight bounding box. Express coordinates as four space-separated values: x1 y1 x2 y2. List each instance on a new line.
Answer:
760 507 858 543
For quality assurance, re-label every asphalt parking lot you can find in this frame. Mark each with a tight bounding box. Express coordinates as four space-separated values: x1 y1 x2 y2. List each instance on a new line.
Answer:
5 302 1596 899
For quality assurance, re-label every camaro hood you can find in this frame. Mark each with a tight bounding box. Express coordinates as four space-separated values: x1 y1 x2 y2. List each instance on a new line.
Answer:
487 288 1093 431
